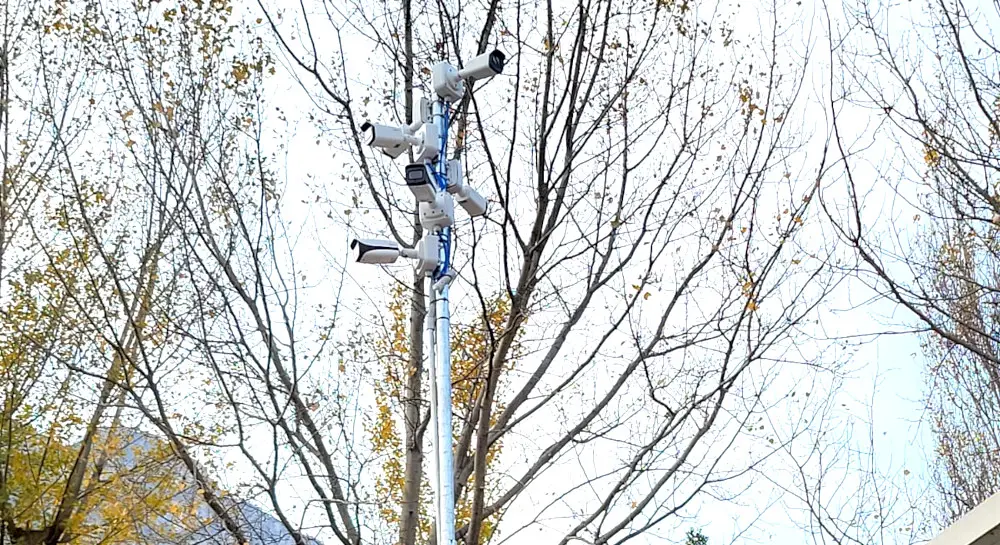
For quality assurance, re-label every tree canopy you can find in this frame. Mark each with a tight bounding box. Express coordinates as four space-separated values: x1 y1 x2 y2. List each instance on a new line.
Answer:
0 0 997 544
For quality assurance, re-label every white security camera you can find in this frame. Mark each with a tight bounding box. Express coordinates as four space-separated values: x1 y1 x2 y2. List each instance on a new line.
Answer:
351 238 402 264
406 163 455 229
458 50 506 80
431 50 506 101
445 159 488 217
405 163 441 203
361 120 440 162
351 236 441 273
361 122 415 159
456 187 487 217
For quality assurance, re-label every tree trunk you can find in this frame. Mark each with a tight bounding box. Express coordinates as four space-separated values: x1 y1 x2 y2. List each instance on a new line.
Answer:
399 271 426 545
397 0 426 543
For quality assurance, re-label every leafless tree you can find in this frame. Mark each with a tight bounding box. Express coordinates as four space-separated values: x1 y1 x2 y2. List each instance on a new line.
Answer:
0 0 296 543
824 0 1000 525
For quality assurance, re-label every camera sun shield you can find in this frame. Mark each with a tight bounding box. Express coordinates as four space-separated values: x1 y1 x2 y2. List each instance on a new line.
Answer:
405 163 440 203
351 239 401 264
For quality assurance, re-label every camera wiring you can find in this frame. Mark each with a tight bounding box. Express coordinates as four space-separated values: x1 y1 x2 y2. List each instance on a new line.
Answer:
434 102 453 281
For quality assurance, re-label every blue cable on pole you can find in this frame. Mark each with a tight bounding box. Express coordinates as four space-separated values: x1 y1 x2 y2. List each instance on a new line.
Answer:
435 103 452 281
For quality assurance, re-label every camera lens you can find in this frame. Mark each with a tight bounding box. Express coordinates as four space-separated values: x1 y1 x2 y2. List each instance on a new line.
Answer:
360 122 376 145
489 50 506 74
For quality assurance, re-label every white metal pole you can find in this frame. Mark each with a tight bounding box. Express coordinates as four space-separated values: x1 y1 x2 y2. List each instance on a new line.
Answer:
428 94 458 545
434 279 456 545
424 274 442 537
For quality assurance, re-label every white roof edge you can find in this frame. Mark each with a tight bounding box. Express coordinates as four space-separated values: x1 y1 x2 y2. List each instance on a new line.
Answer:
928 491 1000 545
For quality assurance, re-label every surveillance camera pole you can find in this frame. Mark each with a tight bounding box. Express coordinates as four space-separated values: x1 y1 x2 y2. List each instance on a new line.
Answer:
353 50 503 545
429 97 457 545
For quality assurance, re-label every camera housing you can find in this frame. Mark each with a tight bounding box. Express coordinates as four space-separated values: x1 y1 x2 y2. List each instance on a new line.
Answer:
351 238 401 264
361 122 414 159
351 236 441 273
405 163 441 203
445 159 487 217
406 162 454 229
456 187 487 217
361 119 440 162
458 50 506 80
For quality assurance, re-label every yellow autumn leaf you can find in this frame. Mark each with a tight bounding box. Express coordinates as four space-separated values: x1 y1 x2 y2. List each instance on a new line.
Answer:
923 146 941 168
231 61 250 83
